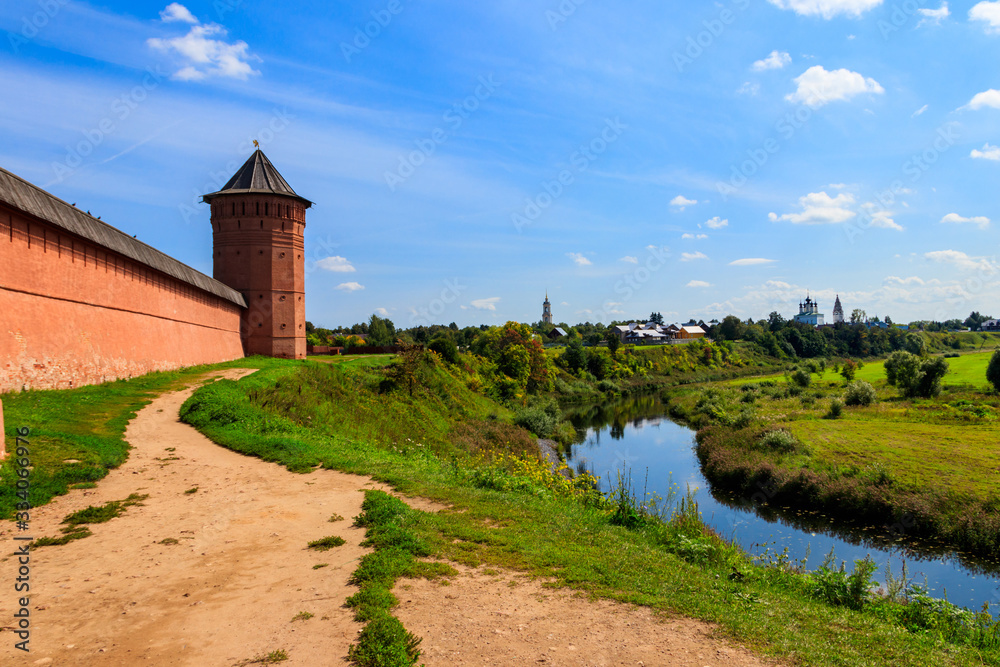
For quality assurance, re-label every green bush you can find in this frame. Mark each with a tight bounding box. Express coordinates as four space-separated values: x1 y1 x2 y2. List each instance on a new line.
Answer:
987 350 1000 392
826 399 844 419
428 337 459 364
791 368 812 388
810 553 877 611
844 380 877 407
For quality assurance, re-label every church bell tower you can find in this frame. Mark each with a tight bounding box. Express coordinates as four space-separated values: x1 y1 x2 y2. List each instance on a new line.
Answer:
203 150 312 359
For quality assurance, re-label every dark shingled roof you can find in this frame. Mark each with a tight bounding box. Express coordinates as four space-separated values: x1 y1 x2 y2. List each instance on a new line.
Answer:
0 166 246 308
202 150 312 206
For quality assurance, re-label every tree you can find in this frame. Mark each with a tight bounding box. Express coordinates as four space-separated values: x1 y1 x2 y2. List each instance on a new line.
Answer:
904 332 926 356
648 312 664 325
884 350 948 398
850 309 867 324
428 336 459 364
367 314 396 346
563 338 587 372
965 311 993 331
606 332 621 357
767 311 785 333
840 359 858 383
473 322 551 394
987 350 1000 392
717 315 746 341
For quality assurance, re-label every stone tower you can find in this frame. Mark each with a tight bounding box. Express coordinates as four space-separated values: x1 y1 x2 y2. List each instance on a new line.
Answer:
203 150 312 359
833 294 844 324
542 292 553 325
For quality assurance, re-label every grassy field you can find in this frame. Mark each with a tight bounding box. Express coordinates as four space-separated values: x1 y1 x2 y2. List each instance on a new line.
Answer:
675 348 1000 564
729 348 998 390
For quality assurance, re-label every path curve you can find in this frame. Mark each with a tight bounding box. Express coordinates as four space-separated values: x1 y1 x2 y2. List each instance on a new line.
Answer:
1 371 781 666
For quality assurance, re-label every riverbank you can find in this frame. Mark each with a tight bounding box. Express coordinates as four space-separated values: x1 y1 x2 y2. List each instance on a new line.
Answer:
661 350 1000 563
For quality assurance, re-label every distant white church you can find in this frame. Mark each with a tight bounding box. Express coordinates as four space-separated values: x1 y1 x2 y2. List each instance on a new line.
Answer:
794 295 825 326
832 295 844 324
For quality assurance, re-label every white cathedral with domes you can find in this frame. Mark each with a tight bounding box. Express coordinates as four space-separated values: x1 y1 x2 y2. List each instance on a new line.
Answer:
794 295 825 326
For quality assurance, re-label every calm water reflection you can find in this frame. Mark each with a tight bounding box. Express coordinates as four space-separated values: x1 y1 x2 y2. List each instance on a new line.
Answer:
562 394 1000 613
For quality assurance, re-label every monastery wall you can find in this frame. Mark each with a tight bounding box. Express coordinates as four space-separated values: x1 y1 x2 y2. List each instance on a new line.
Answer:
0 201 245 392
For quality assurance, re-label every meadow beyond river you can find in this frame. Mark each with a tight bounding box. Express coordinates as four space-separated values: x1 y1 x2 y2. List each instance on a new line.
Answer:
563 394 1000 615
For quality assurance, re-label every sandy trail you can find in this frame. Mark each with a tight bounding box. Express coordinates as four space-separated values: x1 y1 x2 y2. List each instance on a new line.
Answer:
1 371 778 666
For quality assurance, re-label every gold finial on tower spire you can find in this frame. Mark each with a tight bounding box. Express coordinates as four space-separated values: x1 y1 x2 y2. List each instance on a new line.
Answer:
253 139 260 149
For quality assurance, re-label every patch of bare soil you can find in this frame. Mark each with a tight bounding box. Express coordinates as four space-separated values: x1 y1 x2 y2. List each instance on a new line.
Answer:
0 370 778 666
395 565 778 666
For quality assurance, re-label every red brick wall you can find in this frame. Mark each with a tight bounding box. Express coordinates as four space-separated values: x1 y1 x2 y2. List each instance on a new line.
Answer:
0 203 245 392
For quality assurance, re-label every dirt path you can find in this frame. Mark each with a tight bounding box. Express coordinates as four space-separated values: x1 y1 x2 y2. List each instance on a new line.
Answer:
1 371 779 666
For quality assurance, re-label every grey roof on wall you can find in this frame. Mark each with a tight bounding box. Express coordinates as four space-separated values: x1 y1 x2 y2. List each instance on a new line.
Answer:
202 150 312 206
0 166 247 308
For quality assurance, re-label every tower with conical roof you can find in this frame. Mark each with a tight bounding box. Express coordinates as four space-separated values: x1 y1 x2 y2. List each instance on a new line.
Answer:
203 150 312 359
833 294 844 324
542 292 553 325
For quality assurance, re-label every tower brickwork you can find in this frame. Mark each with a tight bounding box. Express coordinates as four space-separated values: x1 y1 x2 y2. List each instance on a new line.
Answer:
204 150 312 359
542 293 553 325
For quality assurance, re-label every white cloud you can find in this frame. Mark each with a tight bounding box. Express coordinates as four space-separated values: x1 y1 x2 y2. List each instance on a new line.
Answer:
941 213 991 229
687 280 713 288
682 233 708 240
752 50 792 71
704 216 729 229
336 282 365 292
160 3 198 23
967 89 1000 110
148 18 260 81
912 104 928 117
970 1 1000 33
729 258 777 266
917 3 950 26
620 255 639 264
785 66 884 108
670 195 698 210
884 276 929 286
769 191 857 225
767 0 883 19
863 207 904 231
375 307 390 316
470 297 501 311
315 256 356 273
971 143 1000 160
561 301 570 306
737 82 761 96
925 249 996 272
681 251 709 262
567 252 592 266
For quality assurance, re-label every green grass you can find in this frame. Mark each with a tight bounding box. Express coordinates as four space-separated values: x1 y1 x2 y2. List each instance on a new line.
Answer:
62 493 148 526
307 535 346 551
787 419 1000 499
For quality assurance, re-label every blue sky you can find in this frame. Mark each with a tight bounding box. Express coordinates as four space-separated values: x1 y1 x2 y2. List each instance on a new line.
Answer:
2 0 999 328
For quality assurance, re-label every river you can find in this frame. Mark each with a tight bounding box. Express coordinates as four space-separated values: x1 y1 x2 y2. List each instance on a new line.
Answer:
562 394 1000 614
